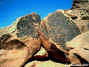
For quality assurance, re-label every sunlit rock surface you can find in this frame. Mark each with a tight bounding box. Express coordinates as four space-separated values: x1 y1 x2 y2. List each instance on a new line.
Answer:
0 13 41 67
0 0 89 67
25 60 65 67
66 31 89 64
40 11 80 48
70 0 89 33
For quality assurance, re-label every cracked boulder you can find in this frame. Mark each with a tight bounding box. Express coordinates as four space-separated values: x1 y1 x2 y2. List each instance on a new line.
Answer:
70 0 89 33
16 13 41 38
0 13 42 67
40 11 80 48
16 12 48 59
0 34 29 67
0 33 41 67
66 31 89 64
38 11 80 64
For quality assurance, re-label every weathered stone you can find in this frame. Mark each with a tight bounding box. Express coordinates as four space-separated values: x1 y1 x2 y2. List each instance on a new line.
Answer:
66 31 89 49
40 11 80 48
0 17 19 37
70 0 89 33
38 29 70 63
68 48 89 64
34 47 48 58
66 31 89 63
0 46 29 67
0 13 41 67
64 9 89 33
0 35 41 67
25 60 65 67
16 13 41 38
1 0 89 66
72 0 89 9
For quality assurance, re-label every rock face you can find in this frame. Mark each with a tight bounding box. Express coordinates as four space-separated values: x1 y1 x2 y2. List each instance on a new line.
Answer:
0 0 89 67
40 11 80 47
17 13 41 38
0 47 29 67
70 0 89 33
0 34 41 67
66 31 89 64
72 0 89 9
0 13 41 67
66 31 89 49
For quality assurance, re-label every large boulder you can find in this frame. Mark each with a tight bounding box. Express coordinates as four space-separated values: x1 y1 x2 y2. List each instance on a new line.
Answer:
0 34 29 67
1 0 89 66
0 33 41 67
38 11 80 64
66 31 89 64
69 0 89 33
0 13 41 67
0 47 29 67
16 13 41 38
71 9 89 33
72 0 89 9
66 31 89 49
40 11 80 48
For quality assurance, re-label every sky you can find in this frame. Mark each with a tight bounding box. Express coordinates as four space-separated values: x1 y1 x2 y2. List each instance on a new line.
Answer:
0 0 73 28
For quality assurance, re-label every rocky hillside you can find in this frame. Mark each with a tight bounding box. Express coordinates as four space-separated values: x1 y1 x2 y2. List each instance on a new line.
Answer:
0 0 89 67
71 0 89 33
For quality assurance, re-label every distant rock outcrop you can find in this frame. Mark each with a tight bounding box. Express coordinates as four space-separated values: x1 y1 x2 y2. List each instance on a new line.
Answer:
71 0 89 33
72 0 89 9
